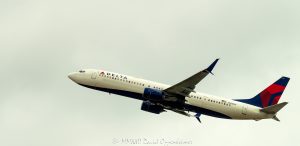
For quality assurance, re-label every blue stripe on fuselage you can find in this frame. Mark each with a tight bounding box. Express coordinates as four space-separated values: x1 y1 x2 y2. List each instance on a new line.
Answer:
78 84 232 119
78 84 144 100
185 104 231 119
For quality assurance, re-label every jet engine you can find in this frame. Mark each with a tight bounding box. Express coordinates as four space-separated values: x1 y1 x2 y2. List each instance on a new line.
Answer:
141 101 165 114
143 88 165 101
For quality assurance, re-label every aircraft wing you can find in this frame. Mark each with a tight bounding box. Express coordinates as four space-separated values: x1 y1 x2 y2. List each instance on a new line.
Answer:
164 59 219 97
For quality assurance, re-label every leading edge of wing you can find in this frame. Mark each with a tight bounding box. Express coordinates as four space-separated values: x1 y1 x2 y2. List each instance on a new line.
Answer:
163 58 219 97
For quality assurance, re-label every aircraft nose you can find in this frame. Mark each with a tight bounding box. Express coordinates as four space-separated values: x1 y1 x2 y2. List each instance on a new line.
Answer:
68 72 77 82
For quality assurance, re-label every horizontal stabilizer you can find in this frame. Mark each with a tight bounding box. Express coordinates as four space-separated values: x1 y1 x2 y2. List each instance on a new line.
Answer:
260 102 288 114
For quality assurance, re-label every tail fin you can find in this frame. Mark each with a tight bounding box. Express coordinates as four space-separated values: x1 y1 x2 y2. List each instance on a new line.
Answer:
236 77 290 108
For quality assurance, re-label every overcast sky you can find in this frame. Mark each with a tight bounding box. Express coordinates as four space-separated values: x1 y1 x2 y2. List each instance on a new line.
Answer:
0 0 299 146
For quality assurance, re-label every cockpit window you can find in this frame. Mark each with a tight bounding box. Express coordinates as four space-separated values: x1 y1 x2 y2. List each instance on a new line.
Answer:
79 70 85 73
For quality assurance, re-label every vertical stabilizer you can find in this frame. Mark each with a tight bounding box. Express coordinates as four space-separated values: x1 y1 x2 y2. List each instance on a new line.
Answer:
235 77 290 108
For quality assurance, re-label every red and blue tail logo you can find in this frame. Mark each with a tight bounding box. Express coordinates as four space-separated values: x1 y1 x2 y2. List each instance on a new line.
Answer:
235 77 290 108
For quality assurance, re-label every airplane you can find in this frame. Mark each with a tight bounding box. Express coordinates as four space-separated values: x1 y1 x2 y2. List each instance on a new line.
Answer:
68 59 289 123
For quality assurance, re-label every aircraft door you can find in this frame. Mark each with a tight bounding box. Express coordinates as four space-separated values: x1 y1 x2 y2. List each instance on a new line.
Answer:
242 105 247 116
91 72 97 79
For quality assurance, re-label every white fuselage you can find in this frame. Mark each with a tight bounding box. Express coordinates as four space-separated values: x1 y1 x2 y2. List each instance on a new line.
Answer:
68 69 273 120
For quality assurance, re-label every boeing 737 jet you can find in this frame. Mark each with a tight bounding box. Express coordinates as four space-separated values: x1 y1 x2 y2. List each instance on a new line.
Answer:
68 59 289 123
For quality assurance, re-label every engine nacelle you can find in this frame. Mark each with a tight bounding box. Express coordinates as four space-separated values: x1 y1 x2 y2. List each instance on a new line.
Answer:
141 101 165 114
143 88 165 101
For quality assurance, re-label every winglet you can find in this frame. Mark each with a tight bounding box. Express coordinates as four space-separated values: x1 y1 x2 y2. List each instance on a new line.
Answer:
206 58 219 75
